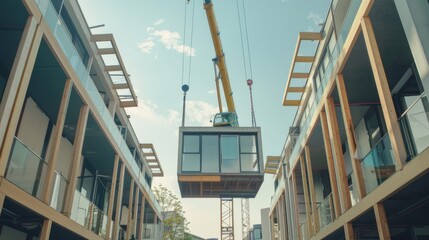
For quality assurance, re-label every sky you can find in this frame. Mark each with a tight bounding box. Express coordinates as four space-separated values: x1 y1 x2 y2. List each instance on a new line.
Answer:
78 0 330 238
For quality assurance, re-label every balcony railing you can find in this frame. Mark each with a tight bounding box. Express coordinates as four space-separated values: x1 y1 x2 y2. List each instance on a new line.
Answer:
35 0 162 215
6 137 48 200
349 183 359 207
50 171 69 212
299 220 309 240
360 134 396 194
317 193 334 230
399 92 429 160
70 189 108 237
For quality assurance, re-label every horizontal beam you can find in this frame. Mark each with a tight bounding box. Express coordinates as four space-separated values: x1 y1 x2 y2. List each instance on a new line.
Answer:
295 56 315 62
119 101 138 108
299 32 323 41
178 175 221 182
291 72 310 79
284 100 301 106
90 33 114 42
113 83 129 89
98 48 115 55
105 65 122 72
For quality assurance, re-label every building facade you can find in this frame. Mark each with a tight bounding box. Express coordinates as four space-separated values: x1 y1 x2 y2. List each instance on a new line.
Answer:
0 0 164 239
269 0 429 239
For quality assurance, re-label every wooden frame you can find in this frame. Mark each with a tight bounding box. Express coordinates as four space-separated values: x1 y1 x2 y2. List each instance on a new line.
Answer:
320 111 341 219
325 97 352 213
125 180 135 240
361 16 406 170
305 145 320 233
299 155 313 237
374 203 391 239
105 154 119 240
112 163 125 240
344 222 355 240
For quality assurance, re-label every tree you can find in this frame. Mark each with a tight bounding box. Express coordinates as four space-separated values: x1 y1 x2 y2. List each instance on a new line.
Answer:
154 184 192 240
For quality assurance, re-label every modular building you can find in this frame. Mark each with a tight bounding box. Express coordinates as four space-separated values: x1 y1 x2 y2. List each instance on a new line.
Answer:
0 0 163 239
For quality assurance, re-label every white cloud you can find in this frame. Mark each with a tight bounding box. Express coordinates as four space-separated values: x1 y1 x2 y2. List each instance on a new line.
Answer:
138 40 155 54
307 11 324 27
152 30 196 56
153 19 165 26
208 89 216 95
186 100 218 126
127 100 181 126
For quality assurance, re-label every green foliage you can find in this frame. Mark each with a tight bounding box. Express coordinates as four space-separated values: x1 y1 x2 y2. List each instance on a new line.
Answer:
154 184 191 240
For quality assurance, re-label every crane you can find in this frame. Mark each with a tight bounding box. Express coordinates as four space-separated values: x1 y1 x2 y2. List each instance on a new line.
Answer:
203 0 253 239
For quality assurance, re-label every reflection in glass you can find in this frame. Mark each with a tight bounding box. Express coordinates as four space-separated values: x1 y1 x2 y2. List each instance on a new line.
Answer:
202 135 219 173
182 154 200 171
221 136 239 173
183 135 199 153
241 154 258 172
240 135 257 153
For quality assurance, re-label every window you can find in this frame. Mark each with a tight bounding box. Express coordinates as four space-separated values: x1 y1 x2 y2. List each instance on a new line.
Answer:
202 135 219 172
182 135 200 171
240 135 259 172
221 135 240 173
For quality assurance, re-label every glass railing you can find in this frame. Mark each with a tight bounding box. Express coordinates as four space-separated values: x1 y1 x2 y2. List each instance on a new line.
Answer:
360 134 396 194
317 193 334 230
37 0 162 216
299 220 309 240
349 183 359 207
337 0 362 48
6 137 48 200
70 189 108 237
399 92 429 160
50 171 69 212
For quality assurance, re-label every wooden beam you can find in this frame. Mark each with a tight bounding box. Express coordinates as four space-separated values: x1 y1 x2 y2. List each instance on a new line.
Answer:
91 33 114 42
374 203 391 240
40 219 52 240
320 111 342 219
105 154 119 240
119 101 138 108
112 163 125 240
126 181 135 240
305 145 320 233
63 105 89 217
291 171 302 240
98 48 115 55
300 155 313 237
288 87 306 93
178 175 221 182
43 78 73 204
113 83 129 89
361 17 406 170
344 222 355 240
299 32 323 41
105 65 122 72
325 97 352 213
291 72 310 79
138 197 146 240
284 100 302 106
0 18 42 177
295 56 315 62
336 74 366 200
0 193 5 216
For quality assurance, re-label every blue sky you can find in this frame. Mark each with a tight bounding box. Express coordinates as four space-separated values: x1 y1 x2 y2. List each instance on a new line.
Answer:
79 0 330 238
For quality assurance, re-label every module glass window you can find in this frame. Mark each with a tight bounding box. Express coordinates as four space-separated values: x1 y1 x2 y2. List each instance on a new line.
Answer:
202 135 219 173
221 135 240 173
240 135 259 172
182 135 200 171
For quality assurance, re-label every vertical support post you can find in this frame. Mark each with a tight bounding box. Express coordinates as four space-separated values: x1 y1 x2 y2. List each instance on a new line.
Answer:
125 180 135 240
336 74 366 200
0 193 5 216
325 97 352 213
108 100 116 116
299 155 313 237
138 197 146 240
291 171 302 240
132 188 140 237
320 111 341 219
105 154 119 240
112 163 125 240
43 78 73 204
344 222 355 240
374 203 391 240
361 16 406 170
0 17 42 176
40 219 52 240
305 145 320 233
63 105 89 217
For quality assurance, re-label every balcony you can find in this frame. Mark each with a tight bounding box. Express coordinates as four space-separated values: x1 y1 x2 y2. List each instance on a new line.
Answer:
5 137 48 200
317 193 334 230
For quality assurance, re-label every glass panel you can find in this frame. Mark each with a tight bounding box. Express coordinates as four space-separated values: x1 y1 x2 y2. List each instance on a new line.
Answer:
183 135 199 153
6 137 48 199
240 135 257 153
317 193 334 229
202 135 219 173
182 154 200 172
361 134 396 193
221 136 239 173
241 154 258 172
50 172 69 212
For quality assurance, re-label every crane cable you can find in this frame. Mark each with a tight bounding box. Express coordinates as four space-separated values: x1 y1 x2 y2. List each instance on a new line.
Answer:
181 0 196 126
236 0 256 127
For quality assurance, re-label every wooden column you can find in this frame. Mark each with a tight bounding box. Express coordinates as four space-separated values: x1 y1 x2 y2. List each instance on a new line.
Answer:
320 111 341 219
63 105 89 217
0 17 43 176
40 219 52 240
105 154 119 240
291 171 302 240
305 145 320 233
138 197 146 240
344 222 355 240
361 16 406 170
112 163 125 240
132 188 140 237
0 193 5 216
299 155 313 237
125 179 134 240
336 74 366 200
42 79 73 204
374 203 391 240
325 97 352 213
